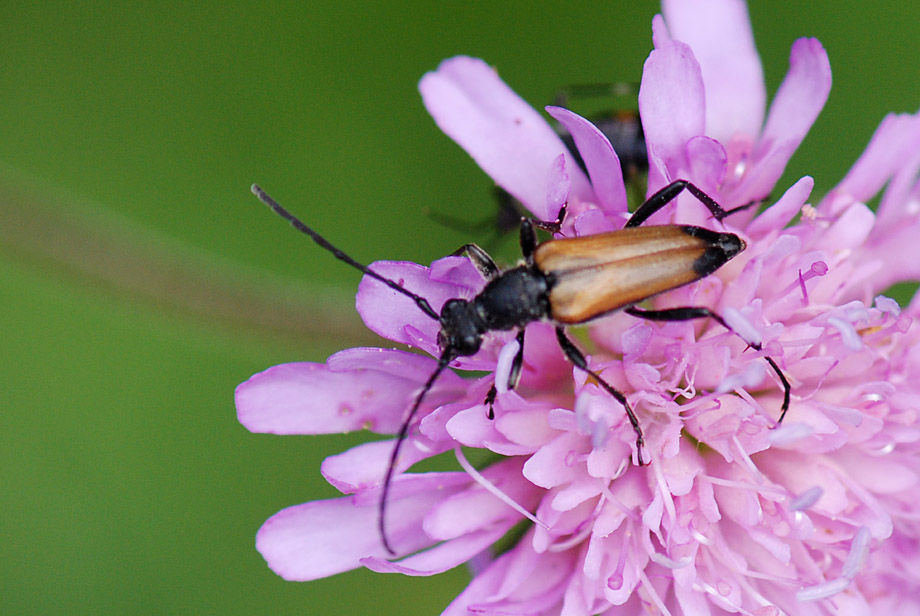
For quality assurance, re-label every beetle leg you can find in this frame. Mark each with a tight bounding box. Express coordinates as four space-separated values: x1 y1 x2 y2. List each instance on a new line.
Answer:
520 205 568 265
625 306 791 422
625 180 733 228
507 329 526 390
484 329 526 420
484 384 497 419
555 327 647 465
453 243 501 280
528 202 568 234
519 218 538 264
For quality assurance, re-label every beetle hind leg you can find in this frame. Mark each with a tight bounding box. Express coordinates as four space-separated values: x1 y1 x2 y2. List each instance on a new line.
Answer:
625 306 791 422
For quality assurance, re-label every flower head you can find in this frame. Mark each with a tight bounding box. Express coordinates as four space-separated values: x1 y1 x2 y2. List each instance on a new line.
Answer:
237 1 920 613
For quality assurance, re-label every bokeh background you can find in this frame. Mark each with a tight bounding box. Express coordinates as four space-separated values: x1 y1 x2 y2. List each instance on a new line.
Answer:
2 2 917 614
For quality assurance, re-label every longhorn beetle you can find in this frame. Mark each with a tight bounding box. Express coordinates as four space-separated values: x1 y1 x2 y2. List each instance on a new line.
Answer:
250 180 791 555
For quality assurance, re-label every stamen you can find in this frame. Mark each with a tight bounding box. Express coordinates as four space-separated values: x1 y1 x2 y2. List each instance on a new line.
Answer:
828 317 862 351
778 260 827 302
453 446 548 530
789 486 823 511
649 552 693 569
639 569 673 616
796 577 851 602
547 522 595 552
723 308 763 347
841 526 871 579
874 295 900 316
494 337 520 394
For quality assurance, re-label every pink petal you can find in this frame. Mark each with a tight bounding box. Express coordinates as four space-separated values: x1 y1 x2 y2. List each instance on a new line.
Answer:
821 201 875 252
833 450 918 496
429 253 489 290
447 404 533 456
419 56 592 217
236 349 433 435
651 14 670 48
444 538 573 615
424 462 534 540
255 472 465 582
639 40 706 190
256 497 388 581
728 141 798 207
862 223 920 291
360 527 508 576
442 546 518 616
874 113 920 231
759 38 831 153
746 175 814 236
356 256 507 371
321 440 392 493
546 106 628 217
662 0 766 143
544 153 571 223
356 259 466 353
321 437 451 494
523 432 588 489
735 38 830 202
446 406 500 448
831 113 920 211
495 403 557 450
686 136 727 191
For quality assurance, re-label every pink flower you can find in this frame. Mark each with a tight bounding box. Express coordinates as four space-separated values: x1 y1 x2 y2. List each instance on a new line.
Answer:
237 0 920 613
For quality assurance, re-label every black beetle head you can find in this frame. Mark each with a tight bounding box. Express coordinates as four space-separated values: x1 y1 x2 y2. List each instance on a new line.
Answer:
438 299 483 357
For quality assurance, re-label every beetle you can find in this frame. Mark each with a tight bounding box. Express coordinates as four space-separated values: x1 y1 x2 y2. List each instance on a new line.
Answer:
251 179 791 555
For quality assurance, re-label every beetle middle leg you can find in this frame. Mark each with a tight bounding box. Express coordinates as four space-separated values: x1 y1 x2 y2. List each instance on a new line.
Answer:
555 327 647 465
625 306 791 422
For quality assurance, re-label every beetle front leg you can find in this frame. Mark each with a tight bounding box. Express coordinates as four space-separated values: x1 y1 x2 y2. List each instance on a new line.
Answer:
625 306 791 422
555 327 647 465
528 202 568 234
626 180 739 228
520 204 568 265
453 243 501 280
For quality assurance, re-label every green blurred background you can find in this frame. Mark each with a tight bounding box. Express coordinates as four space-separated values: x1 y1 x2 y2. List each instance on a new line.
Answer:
1 2 916 614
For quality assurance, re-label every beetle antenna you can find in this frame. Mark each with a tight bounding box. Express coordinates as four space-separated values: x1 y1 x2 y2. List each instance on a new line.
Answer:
251 185 439 320
379 349 454 555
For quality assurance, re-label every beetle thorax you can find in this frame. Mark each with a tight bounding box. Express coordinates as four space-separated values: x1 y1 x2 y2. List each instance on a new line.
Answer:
472 266 551 332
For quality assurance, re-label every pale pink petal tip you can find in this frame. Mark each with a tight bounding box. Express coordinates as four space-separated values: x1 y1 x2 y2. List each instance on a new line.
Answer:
545 106 627 217
419 56 590 216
